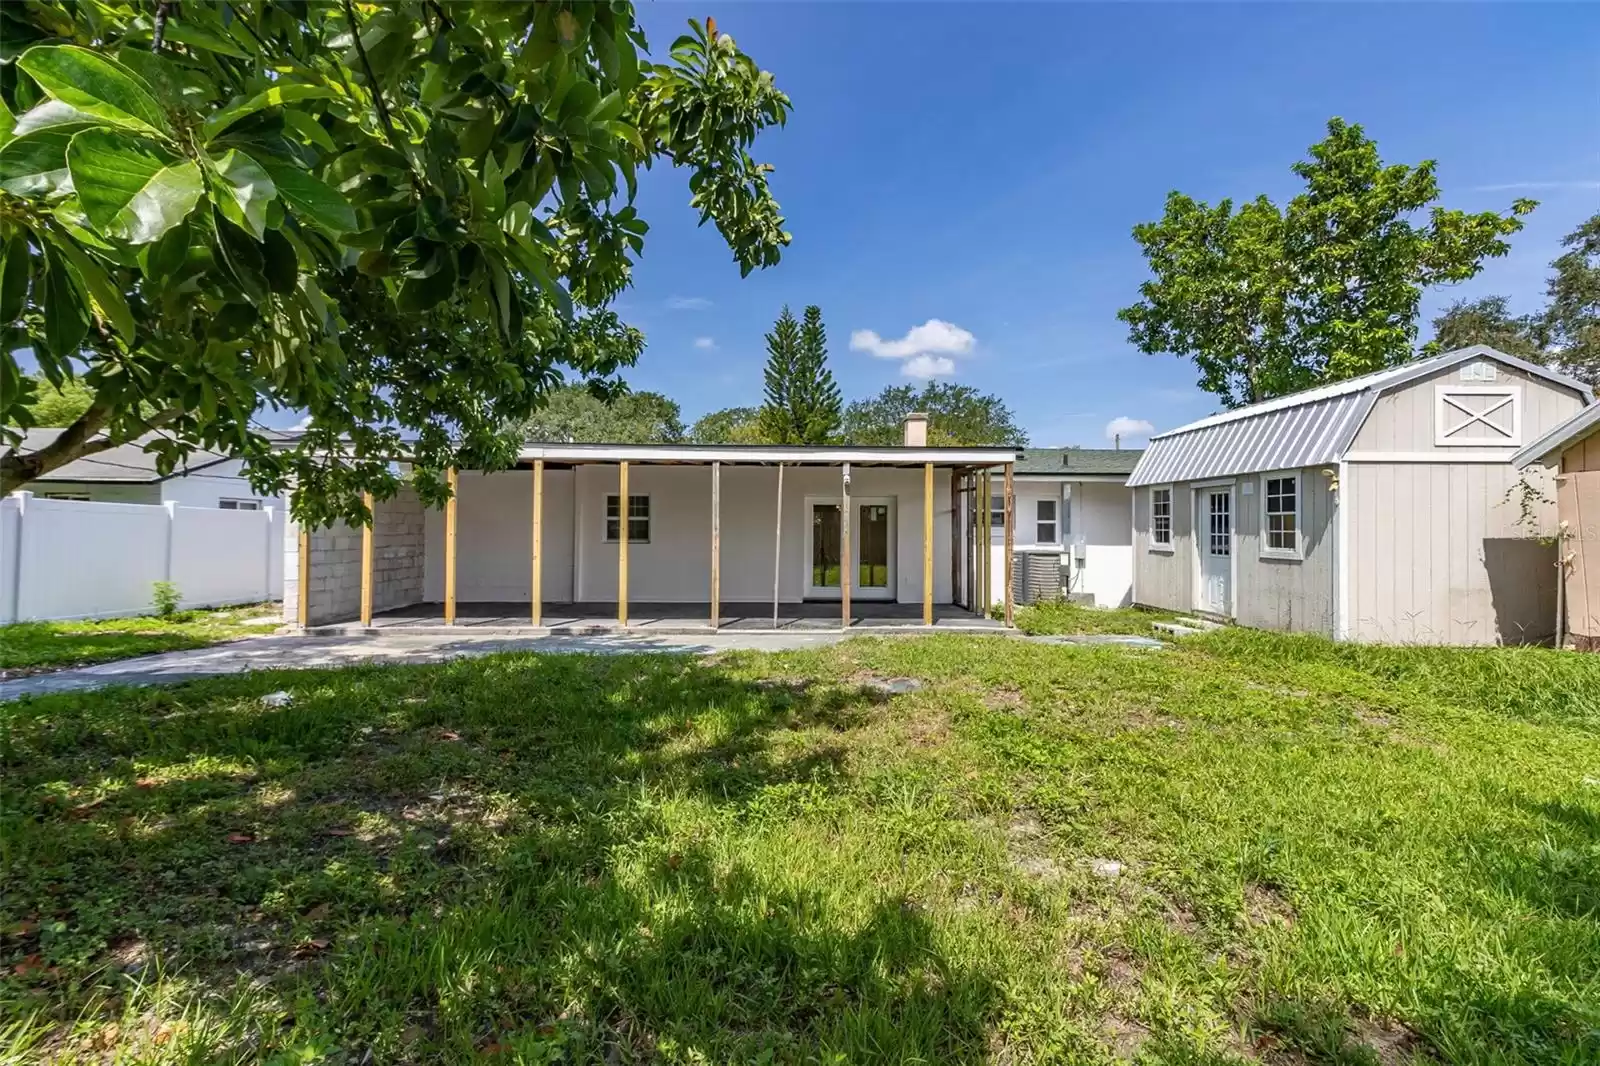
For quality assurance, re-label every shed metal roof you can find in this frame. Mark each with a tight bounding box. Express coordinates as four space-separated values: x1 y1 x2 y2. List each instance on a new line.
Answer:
1514 402 1600 468
1127 346 1593 487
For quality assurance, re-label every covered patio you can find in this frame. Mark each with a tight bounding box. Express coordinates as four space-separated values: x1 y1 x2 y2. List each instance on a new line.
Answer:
291 434 1023 634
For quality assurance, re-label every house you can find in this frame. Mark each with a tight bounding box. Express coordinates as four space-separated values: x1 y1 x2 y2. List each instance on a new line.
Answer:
985 448 1143 608
1515 401 1600 649
1127 346 1593 645
17 429 282 510
286 415 1026 632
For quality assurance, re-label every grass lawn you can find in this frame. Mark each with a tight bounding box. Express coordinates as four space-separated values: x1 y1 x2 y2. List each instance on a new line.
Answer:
3 631 1598 1063
1014 601 1186 638
0 604 280 677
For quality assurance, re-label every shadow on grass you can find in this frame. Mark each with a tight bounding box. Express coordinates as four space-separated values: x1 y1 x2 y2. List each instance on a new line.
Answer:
1 652 999 1062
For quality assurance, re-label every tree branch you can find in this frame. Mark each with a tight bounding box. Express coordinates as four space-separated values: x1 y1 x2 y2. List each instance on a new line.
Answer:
152 1 172 52
340 0 420 189
0 400 114 494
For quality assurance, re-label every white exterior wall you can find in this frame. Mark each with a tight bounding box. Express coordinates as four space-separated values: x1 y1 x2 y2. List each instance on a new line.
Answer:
423 465 955 605
0 492 283 622
32 481 161 504
985 477 1133 607
158 459 282 510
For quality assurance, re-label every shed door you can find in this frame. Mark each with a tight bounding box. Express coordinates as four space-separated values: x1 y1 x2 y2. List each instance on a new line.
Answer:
1197 487 1233 616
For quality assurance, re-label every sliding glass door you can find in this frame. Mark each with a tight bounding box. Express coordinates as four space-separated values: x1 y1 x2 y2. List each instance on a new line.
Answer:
805 498 895 599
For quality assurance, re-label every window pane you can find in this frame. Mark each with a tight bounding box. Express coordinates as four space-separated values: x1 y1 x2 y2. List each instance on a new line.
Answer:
629 518 649 541
1037 499 1056 521
1037 521 1056 543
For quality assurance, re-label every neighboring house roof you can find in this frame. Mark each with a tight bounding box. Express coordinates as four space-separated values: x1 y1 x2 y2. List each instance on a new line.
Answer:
20 429 234 483
1128 346 1593 487
1514 402 1600 468
1012 447 1143 478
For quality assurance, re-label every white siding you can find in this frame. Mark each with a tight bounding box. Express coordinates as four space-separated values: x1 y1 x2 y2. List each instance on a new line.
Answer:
1233 469 1338 635
1350 360 1585 456
1132 482 1194 613
159 459 282 510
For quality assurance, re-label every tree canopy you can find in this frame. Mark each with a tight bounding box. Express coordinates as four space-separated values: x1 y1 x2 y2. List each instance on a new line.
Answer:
0 3 790 525
688 405 765 444
757 304 840 444
841 382 1027 447
1427 296 1546 361
1119 118 1535 407
16 372 93 427
516 383 683 444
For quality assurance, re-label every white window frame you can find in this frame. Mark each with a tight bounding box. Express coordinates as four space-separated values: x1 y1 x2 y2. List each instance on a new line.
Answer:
1035 498 1058 545
1258 471 1303 561
989 494 1006 531
41 491 92 501
219 498 260 511
1434 385 1522 447
604 493 650 543
1148 485 1174 553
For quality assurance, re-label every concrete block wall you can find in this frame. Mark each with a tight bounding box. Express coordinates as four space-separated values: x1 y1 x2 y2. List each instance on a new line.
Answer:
284 488 426 626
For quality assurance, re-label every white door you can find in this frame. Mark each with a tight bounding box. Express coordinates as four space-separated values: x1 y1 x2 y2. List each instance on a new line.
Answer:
805 499 894 600
1198 487 1233 616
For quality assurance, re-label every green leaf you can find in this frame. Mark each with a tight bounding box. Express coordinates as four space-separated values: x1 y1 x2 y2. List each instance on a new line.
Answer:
261 227 299 294
139 218 190 286
0 98 14 146
0 124 94 197
39 242 89 359
67 127 204 244
591 90 625 124
0 230 31 323
45 229 135 341
213 208 268 303
159 19 250 59
204 83 338 142
251 154 357 235
211 149 278 240
396 247 457 312
12 99 99 137
18 45 171 137
282 109 336 154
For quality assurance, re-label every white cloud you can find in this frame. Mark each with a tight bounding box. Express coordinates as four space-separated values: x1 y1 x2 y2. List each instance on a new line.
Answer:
1104 416 1154 442
666 296 712 311
850 319 976 360
293 414 314 430
1471 180 1600 192
902 354 956 380
693 336 717 350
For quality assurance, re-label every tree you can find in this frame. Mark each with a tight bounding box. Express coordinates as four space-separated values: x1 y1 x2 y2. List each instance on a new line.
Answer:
1545 213 1600 387
0 5 791 526
1426 296 1545 360
1119 118 1535 407
17 373 94 427
841 383 1028 447
689 405 767 444
517 383 684 444
756 304 840 444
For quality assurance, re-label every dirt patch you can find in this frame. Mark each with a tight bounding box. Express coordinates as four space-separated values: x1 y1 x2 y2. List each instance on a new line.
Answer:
1352 1016 1423 1066
1099 1013 1149 1061
1245 883 1296 929
983 686 1027 712
904 708 952 748
1354 708 1396 728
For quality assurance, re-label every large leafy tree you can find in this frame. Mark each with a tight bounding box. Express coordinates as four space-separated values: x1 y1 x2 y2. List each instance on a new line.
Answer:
1119 118 1535 407
756 304 840 444
1426 296 1545 360
841 382 1027 447
689 404 766 444
517 382 684 444
0 4 790 525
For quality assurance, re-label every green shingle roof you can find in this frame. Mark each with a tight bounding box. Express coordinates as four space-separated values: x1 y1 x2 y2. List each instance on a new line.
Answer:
1012 447 1143 476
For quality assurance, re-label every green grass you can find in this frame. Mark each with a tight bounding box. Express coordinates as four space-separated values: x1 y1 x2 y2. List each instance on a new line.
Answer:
3 632 1598 1063
0 604 280 675
1014 599 1185 637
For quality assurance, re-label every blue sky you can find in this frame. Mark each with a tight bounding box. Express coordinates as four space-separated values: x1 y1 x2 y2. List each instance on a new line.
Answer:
616 1 1600 446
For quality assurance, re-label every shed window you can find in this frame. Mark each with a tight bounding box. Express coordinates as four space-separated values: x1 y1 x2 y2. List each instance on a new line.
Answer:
219 498 260 511
605 494 650 542
42 492 91 501
1150 487 1172 548
1262 475 1299 557
1036 499 1058 544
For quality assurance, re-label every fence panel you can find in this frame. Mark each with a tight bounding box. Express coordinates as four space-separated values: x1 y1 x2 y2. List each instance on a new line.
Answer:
1 493 281 623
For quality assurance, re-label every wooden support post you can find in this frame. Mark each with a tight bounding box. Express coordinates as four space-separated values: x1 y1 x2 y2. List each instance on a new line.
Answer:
360 491 374 627
981 472 992 613
923 462 935 625
772 462 785 629
618 461 629 627
710 461 721 630
841 463 851 630
949 468 960 610
1003 462 1015 626
297 526 310 627
444 467 458 625
531 460 544 626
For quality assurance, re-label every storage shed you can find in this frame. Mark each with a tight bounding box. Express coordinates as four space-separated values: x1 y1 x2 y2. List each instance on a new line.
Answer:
1127 346 1593 645
1515 401 1600 649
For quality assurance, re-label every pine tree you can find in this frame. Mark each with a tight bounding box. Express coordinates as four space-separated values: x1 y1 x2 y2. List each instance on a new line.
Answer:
759 305 842 444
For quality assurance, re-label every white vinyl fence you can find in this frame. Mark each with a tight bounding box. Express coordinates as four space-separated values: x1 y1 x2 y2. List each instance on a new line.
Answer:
0 491 284 623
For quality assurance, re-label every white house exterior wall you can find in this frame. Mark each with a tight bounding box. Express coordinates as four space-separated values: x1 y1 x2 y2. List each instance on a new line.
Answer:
33 481 161 504
423 464 955 605
984 478 1133 607
158 459 282 509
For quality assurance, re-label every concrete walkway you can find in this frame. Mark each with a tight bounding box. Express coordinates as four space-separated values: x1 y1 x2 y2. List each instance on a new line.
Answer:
0 630 850 700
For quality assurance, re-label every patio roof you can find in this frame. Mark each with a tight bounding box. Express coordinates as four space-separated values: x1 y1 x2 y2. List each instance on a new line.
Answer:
516 443 1020 466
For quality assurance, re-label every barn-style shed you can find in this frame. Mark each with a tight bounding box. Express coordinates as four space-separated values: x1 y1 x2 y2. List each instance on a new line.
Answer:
1127 346 1593 645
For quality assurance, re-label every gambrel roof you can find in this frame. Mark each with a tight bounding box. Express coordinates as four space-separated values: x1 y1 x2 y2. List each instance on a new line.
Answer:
1127 346 1592 487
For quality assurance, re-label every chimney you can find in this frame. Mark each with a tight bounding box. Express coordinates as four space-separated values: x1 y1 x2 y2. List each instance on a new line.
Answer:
902 412 929 447
1114 433 1121 450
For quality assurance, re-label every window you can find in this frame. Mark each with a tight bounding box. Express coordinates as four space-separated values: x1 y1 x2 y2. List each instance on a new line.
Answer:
990 495 1005 529
41 492 91 501
1149 487 1172 549
605 494 650 542
1036 499 1058 544
1262 475 1299 557
219 498 260 511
